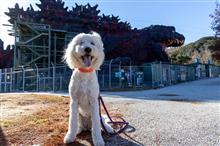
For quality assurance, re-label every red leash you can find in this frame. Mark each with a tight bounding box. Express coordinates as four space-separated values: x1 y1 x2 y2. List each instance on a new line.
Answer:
98 95 129 135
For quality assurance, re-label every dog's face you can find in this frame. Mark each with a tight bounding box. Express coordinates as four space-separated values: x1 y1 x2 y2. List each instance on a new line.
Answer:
64 32 105 70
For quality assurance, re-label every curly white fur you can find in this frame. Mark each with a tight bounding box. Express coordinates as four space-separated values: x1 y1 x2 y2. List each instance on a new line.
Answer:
63 32 113 146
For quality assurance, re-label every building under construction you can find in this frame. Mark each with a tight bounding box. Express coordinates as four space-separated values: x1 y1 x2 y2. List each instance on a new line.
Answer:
12 20 77 68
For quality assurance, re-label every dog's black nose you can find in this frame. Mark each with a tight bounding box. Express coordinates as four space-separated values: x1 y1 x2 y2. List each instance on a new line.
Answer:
84 47 91 53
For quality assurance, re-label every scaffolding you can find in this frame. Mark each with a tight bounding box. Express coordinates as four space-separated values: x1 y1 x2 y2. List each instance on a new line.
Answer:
10 20 77 68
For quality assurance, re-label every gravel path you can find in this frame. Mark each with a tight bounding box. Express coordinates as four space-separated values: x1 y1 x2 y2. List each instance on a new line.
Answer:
102 78 220 146
104 100 220 146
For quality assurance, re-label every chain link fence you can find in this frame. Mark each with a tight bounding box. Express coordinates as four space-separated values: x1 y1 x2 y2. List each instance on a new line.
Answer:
0 62 220 92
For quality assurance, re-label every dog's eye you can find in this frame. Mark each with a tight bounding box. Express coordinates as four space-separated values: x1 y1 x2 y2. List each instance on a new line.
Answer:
90 42 94 45
80 41 84 45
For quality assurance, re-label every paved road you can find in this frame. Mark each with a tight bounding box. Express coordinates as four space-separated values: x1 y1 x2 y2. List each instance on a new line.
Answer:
101 78 220 146
102 78 220 102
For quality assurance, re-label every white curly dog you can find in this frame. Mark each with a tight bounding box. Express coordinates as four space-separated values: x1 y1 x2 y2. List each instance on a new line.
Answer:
63 32 113 146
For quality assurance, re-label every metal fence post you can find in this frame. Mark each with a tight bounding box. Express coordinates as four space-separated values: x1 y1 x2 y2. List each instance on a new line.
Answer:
10 68 13 92
52 63 55 92
119 62 121 88
4 69 7 92
35 64 39 91
59 75 62 91
160 62 163 86
151 63 154 87
22 66 25 92
129 62 132 87
109 59 113 89
43 77 46 91
169 64 171 85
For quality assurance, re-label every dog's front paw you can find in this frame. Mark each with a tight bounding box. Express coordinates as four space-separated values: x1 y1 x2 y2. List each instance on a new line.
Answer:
77 126 83 135
104 123 115 134
63 133 75 144
93 137 105 146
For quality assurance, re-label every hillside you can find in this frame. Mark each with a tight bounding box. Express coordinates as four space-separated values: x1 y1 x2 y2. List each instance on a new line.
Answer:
167 36 220 65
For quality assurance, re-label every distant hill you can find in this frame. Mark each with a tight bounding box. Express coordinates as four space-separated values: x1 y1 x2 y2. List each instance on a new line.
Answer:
167 36 220 65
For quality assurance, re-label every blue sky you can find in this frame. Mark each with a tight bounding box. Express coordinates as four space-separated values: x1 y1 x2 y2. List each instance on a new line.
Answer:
0 0 217 48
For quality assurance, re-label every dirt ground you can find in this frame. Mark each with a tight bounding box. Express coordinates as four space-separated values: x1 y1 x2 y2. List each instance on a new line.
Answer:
0 93 135 146
1 81 219 146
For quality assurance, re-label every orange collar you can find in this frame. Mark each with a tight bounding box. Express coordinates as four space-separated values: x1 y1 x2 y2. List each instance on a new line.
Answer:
77 68 95 73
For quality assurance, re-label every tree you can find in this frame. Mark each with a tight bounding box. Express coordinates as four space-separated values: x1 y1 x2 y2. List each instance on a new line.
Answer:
211 2 220 65
176 54 191 64
211 3 220 36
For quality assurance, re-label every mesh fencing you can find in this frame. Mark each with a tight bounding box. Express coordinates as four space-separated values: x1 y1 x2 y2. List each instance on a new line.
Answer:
0 62 220 92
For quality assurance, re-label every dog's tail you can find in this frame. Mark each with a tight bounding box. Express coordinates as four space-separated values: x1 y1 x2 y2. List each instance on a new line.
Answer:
101 115 115 133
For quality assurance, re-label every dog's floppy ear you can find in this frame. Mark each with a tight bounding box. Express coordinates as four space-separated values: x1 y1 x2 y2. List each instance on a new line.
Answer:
91 31 104 50
90 31 105 70
63 39 76 69
63 33 84 69
92 51 105 70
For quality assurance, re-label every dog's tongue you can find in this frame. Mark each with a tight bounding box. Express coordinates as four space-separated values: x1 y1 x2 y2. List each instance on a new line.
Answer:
83 56 92 67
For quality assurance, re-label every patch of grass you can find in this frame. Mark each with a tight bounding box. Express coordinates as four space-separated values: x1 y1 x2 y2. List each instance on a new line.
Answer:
0 120 14 128
30 94 66 103
3 105 68 145
29 115 49 124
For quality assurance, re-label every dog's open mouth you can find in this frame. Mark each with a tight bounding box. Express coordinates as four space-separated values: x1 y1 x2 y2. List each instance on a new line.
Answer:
81 55 93 67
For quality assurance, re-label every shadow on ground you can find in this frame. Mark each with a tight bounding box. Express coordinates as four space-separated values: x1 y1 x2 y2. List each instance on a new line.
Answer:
0 127 8 146
47 125 142 146
62 131 143 146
